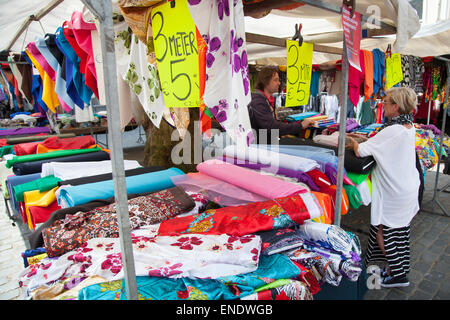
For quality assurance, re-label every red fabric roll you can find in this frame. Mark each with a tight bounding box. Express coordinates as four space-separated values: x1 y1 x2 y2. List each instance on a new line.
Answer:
158 194 312 237
28 201 61 229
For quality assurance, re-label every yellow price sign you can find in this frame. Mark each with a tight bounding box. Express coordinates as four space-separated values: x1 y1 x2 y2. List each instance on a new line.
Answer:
385 53 404 89
151 0 200 108
285 40 313 107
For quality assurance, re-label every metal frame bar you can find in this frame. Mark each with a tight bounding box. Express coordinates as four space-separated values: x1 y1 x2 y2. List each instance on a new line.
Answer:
333 39 349 226
81 0 138 300
5 0 139 300
5 0 65 51
293 0 396 32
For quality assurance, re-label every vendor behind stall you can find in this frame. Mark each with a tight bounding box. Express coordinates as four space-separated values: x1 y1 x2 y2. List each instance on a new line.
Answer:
247 65 314 143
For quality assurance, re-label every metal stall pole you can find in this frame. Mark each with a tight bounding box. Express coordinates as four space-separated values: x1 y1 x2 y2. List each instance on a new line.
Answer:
334 40 349 226
81 0 138 299
423 59 450 216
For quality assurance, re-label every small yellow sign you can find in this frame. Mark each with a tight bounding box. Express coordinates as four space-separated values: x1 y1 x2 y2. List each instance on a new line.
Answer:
385 53 404 89
285 40 313 107
151 0 200 108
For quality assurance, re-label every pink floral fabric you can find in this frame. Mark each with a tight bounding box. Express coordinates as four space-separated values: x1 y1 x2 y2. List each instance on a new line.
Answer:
19 231 261 298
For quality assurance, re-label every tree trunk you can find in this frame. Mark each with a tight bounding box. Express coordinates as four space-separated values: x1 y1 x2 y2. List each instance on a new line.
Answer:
142 108 199 173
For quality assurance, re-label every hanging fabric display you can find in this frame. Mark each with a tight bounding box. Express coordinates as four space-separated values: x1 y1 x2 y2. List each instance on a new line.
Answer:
187 0 254 147
124 33 164 127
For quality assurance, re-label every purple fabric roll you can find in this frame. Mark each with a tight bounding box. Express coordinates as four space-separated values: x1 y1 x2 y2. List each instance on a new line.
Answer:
0 127 50 137
345 119 360 132
221 156 320 192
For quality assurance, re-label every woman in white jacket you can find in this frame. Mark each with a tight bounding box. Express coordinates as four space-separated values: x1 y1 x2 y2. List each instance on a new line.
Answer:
346 87 420 288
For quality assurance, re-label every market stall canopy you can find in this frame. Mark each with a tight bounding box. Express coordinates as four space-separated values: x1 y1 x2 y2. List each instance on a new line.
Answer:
245 0 448 64
0 0 439 65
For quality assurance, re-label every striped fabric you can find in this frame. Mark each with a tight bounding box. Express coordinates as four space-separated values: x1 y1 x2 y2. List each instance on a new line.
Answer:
364 224 411 278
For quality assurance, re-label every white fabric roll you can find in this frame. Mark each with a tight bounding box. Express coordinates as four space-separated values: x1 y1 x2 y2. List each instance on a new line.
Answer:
41 160 142 181
223 145 319 173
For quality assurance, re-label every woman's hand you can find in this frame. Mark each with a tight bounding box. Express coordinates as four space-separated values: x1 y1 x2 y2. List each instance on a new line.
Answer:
347 132 368 143
345 136 360 157
301 118 315 129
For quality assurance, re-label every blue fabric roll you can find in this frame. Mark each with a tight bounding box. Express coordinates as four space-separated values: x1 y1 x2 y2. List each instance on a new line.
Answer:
57 168 185 207
6 173 42 214
284 112 319 122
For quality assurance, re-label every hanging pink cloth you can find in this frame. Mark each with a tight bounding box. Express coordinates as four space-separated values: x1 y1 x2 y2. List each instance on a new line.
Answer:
68 12 99 98
348 50 365 107
26 42 71 112
26 42 56 82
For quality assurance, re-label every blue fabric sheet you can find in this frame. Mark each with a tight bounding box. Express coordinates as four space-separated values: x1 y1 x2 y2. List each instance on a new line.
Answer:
6 173 42 214
57 168 185 207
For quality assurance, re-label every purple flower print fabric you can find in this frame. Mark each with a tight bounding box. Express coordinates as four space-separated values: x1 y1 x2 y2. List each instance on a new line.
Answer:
187 0 254 147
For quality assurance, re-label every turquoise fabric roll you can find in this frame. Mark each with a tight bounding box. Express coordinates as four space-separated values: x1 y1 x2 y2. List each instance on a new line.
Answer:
57 167 185 207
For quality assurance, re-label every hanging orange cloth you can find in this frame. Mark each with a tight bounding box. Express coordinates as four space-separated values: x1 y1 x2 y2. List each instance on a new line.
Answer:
362 50 374 102
197 28 211 135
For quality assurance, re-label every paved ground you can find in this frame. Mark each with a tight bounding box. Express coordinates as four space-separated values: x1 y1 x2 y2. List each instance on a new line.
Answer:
0 137 448 299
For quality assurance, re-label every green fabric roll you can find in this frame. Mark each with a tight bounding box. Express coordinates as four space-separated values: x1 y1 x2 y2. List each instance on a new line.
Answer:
13 175 62 203
0 145 14 157
343 184 363 209
346 171 370 186
5 147 102 168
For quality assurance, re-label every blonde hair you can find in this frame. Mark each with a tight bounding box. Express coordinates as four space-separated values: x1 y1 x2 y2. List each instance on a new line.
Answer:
385 87 418 114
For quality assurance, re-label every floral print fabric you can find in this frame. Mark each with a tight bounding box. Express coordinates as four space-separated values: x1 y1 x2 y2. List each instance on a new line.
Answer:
42 187 195 257
124 34 165 128
187 0 254 147
19 232 261 299
77 253 318 300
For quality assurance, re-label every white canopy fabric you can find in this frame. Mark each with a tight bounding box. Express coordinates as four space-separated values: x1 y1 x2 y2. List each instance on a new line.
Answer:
247 1 450 64
0 0 445 65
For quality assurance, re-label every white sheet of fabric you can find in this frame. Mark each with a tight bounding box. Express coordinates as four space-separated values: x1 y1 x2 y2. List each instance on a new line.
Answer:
313 131 340 147
324 95 340 122
74 104 95 123
356 177 372 206
40 160 141 181
388 0 421 53
18 232 261 298
358 125 419 228
124 34 164 128
223 145 320 173
188 0 254 147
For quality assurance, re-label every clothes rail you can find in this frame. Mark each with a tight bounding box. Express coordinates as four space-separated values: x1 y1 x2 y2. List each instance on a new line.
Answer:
422 59 449 216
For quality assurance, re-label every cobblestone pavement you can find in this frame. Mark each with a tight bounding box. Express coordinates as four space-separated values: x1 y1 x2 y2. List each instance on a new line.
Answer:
0 165 448 300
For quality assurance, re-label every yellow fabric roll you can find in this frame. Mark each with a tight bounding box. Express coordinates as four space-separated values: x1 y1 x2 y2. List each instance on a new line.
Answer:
23 187 58 230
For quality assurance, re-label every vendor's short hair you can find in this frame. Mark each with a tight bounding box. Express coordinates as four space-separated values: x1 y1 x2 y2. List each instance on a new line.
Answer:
386 87 418 114
255 65 279 91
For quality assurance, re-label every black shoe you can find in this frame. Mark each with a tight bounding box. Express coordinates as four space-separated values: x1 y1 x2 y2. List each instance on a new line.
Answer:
380 275 410 288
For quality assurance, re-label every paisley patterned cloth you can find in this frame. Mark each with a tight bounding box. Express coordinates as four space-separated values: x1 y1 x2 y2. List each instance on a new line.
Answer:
19 232 261 299
157 193 316 237
42 187 195 257
241 279 313 300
